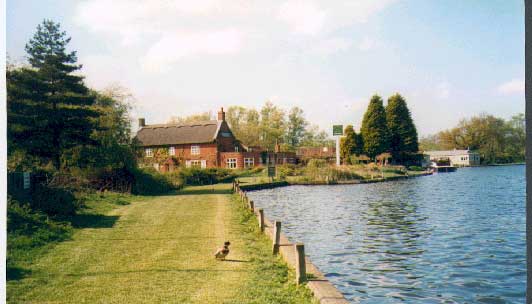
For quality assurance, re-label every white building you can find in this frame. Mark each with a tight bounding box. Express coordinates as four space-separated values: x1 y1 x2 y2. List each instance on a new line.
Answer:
424 149 481 167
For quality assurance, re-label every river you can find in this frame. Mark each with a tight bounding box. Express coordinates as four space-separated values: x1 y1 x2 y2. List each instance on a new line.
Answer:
247 165 525 304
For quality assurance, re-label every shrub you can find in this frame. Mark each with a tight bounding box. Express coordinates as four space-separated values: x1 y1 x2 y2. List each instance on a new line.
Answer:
131 167 175 195
176 167 238 185
277 164 303 179
30 184 79 216
381 165 407 175
7 197 72 280
408 165 424 171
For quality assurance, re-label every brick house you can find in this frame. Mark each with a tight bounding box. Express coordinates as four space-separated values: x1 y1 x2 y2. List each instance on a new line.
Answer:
135 108 262 172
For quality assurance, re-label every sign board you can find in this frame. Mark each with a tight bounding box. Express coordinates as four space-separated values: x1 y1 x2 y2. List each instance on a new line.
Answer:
333 125 343 136
267 166 276 177
23 172 30 189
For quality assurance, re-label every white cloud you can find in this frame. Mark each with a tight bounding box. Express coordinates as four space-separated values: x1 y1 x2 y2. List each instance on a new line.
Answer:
436 82 450 99
358 37 376 51
278 1 327 35
277 0 398 35
308 37 352 56
497 78 524 95
141 29 244 72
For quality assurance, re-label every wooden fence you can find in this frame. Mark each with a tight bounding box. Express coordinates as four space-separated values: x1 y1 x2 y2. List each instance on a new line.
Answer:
232 180 349 304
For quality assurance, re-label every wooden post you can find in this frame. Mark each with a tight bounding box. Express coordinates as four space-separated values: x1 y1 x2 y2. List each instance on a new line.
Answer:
272 221 281 254
249 200 254 212
258 208 264 231
295 243 306 285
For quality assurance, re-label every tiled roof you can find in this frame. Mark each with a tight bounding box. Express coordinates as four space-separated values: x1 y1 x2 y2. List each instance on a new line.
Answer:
136 120 221 146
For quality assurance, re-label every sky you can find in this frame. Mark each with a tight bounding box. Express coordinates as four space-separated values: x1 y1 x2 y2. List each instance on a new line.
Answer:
6 0 525 136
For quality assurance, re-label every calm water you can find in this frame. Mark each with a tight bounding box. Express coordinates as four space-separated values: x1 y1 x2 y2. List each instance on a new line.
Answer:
247 165 525 304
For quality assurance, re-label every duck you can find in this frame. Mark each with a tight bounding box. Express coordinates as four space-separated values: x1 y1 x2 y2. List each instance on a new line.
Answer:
214 241 231 260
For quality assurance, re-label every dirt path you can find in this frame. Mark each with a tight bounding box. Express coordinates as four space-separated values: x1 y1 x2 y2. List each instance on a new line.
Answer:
8 184 252 303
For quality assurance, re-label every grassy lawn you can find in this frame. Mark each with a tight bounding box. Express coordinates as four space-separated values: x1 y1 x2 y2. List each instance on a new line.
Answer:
7 184 314 303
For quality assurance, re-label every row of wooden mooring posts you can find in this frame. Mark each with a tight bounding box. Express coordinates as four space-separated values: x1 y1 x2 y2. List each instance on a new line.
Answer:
232 180 307 285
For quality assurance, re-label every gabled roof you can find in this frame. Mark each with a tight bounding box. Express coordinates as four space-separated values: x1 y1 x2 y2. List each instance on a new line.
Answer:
136 120 222 146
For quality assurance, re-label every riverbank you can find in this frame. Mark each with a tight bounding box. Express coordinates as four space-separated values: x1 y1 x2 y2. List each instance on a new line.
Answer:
237 170 432 191
234 183 349 303
7 184 315 303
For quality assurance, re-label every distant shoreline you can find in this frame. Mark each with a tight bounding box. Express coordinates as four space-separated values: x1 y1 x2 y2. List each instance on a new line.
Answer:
481 163 525 167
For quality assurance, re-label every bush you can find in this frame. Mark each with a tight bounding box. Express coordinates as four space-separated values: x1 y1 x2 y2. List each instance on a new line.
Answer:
277 164 303 179
131 167 176 195
30 184 79 216
7 197 72 280
408 165 424 171
381 165 407 175
176 167 238 185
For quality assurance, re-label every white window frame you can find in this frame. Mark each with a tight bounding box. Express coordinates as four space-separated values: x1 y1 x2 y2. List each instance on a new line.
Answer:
244 158 254 168
235 146 239 152
145 148 153 157
169 146 175 156
191 145 200 155
226 158 237 169
188 160 201 168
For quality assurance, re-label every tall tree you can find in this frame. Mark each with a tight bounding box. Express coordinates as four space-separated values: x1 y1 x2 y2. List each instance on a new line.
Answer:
8 20 98 169
340 125 356 163
360 95 389 159
285 107 308 150
385 93 419 161
260 101 286 150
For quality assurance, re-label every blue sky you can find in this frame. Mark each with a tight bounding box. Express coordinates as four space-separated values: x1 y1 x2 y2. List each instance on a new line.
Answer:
7 0 524 135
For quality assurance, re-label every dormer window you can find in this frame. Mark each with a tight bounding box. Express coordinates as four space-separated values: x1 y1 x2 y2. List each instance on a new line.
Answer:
235 146 239 152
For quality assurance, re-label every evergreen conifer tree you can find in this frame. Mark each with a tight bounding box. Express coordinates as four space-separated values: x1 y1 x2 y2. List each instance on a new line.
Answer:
360 95 389 159
385 93 419 161
8 20 98 169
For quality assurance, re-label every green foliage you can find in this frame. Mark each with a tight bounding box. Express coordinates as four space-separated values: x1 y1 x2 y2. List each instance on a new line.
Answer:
285 107 308 150
225 102 331 151
131 168 176 195
30 184 79 216
7 197 72 280
167 111 212 124
361 95 389 159
176 167 238 185
276 164 303 179
8 20 99 169
386 94 419 161
426 113 525 164
408 166 424 171
340 125 363 164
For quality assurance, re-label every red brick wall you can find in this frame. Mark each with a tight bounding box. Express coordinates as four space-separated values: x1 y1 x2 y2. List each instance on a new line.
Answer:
219 151 261 169
216 121 243 152
143 143 220 168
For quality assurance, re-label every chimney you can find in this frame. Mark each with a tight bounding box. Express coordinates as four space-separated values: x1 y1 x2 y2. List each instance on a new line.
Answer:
138 118 146 128
217 107 226 121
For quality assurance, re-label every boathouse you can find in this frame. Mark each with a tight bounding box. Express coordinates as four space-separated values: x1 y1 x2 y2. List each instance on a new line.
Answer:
424 149 481 167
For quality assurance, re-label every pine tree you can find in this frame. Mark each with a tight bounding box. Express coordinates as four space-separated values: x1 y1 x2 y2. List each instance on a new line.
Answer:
8 20 98 169
360 94 389 159
386 93 419 161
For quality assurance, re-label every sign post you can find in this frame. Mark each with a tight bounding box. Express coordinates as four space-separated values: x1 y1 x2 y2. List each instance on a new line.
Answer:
332 125 343 166
267 166 276 182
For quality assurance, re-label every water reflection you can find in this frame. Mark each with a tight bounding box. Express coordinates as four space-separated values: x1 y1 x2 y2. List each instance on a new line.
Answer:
247 166 525 304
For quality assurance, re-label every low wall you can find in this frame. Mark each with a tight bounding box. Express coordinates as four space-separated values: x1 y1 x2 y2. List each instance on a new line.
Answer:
233 181 349 304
